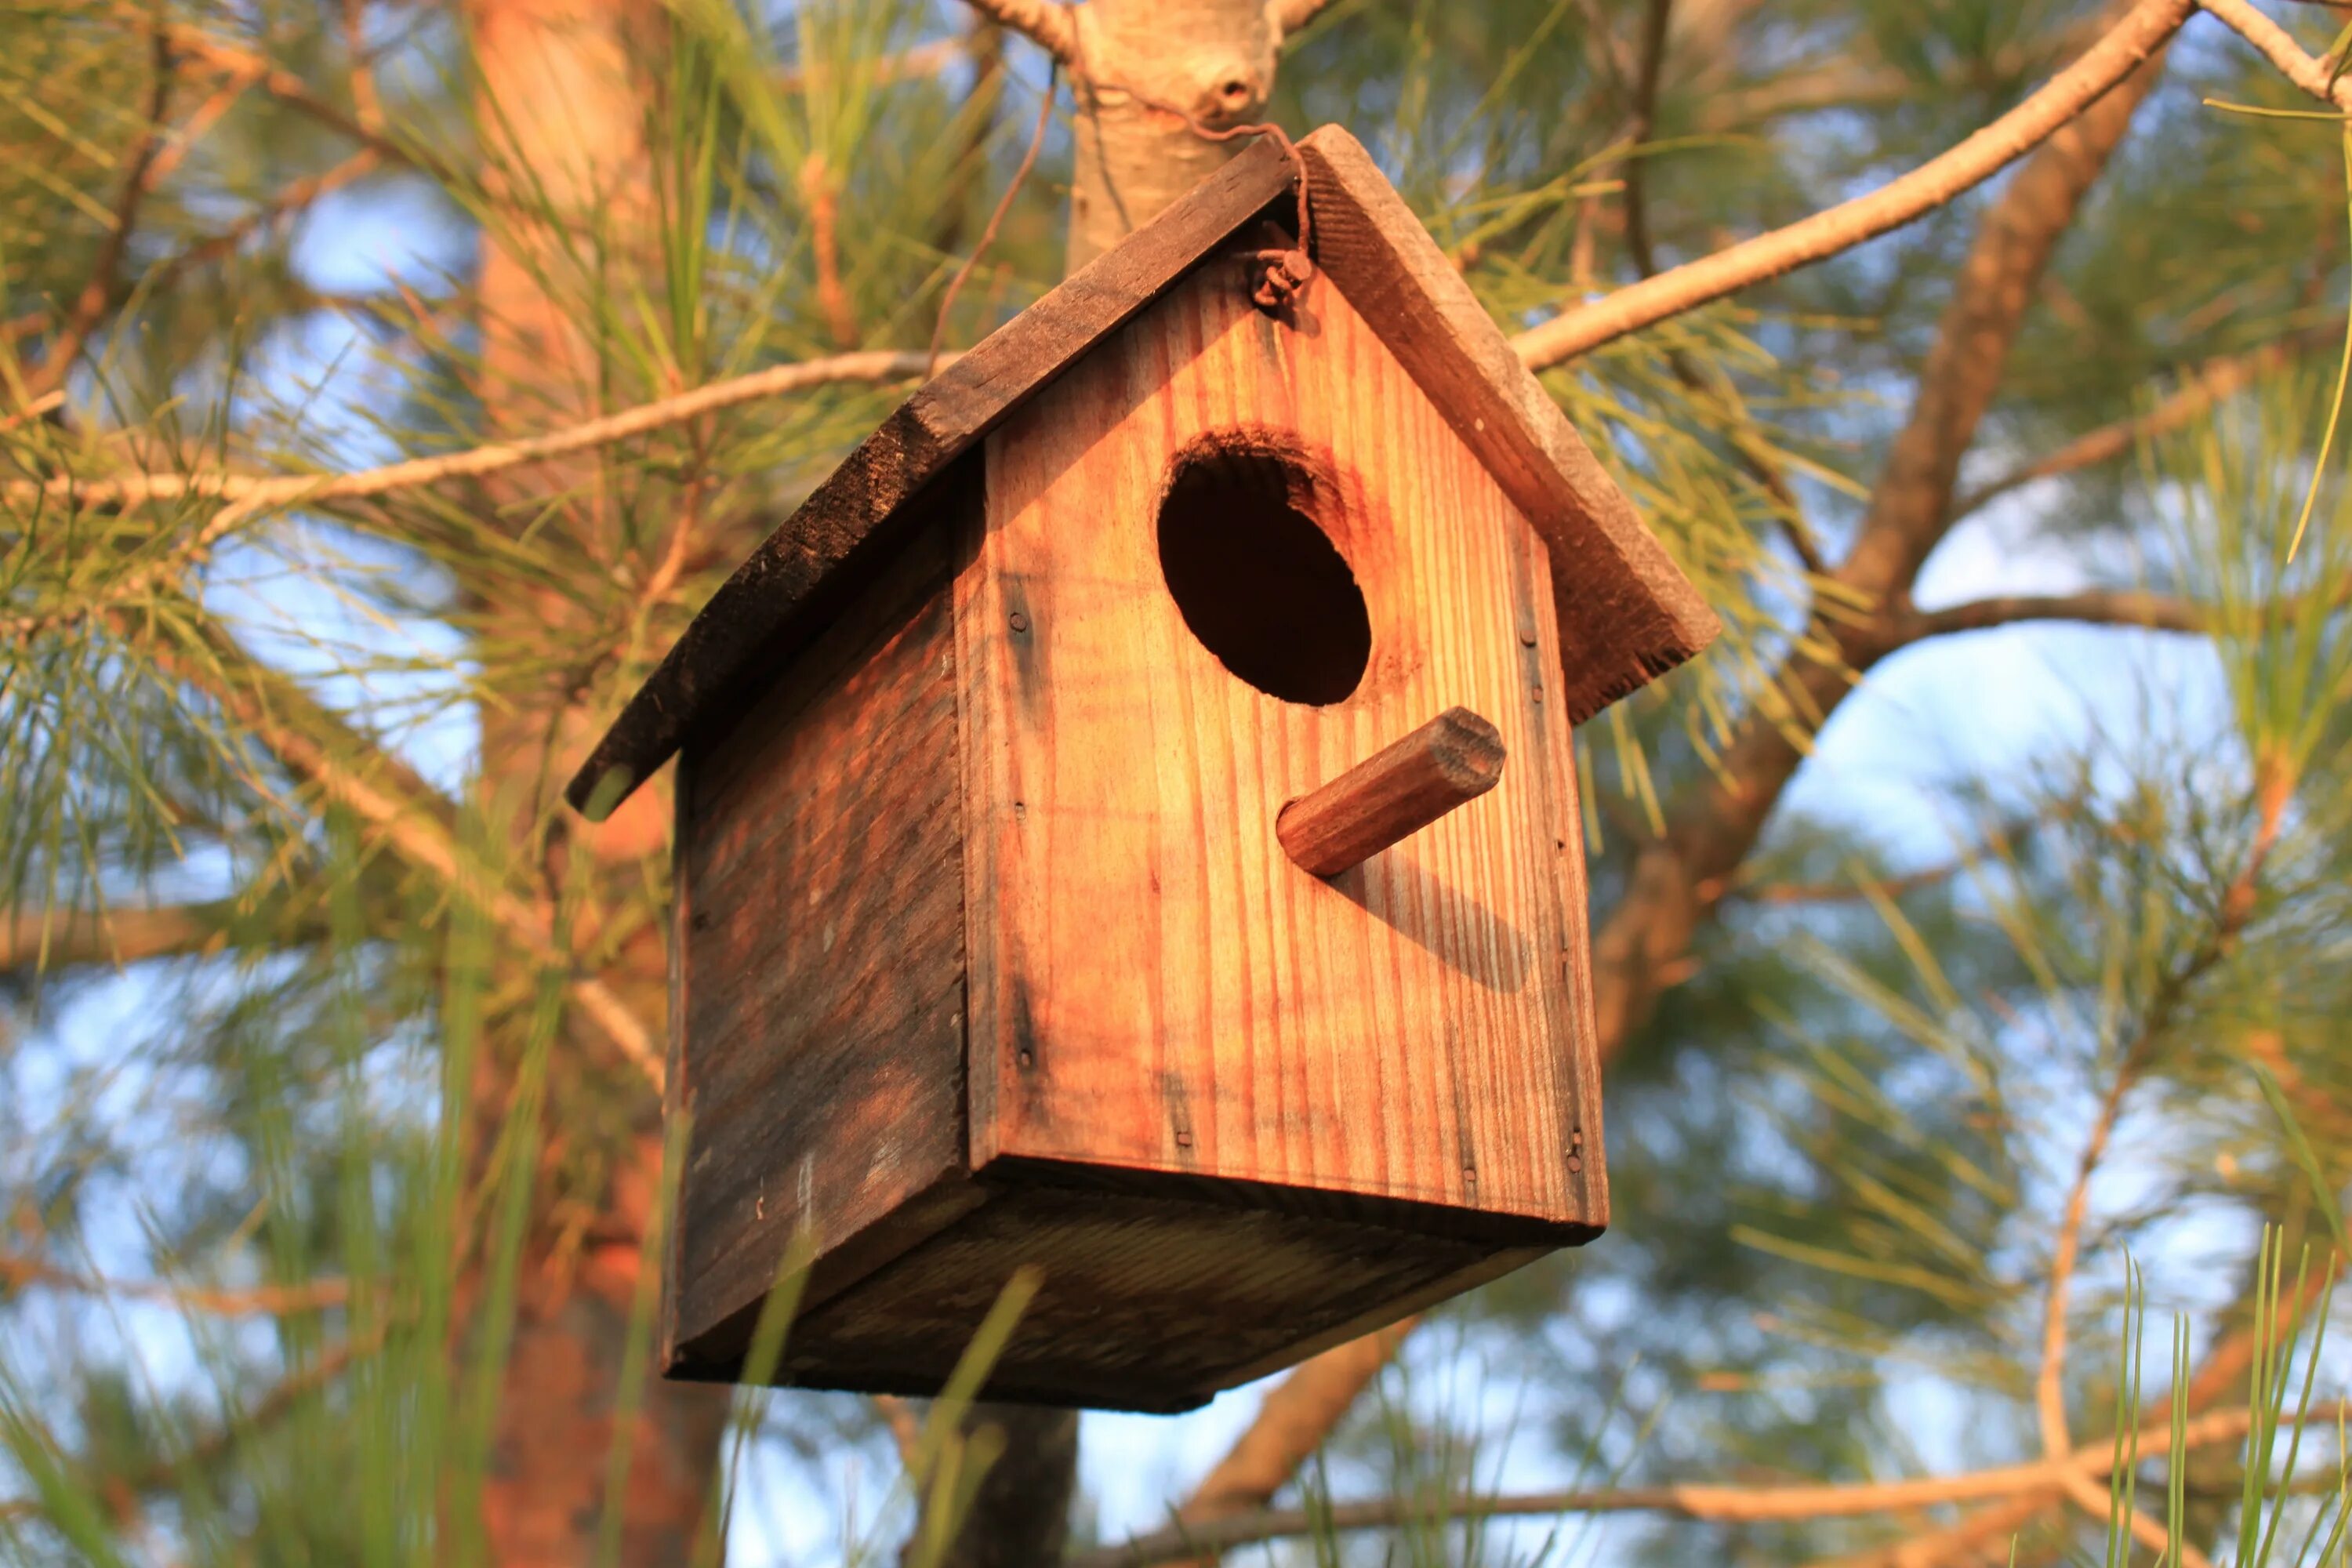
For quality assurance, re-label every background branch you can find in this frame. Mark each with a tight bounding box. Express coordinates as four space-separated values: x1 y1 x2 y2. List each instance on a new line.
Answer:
1510 0 2197 368
1073 1406 2309 1568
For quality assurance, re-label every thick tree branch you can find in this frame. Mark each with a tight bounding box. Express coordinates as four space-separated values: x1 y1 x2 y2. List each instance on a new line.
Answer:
1587 0 2176 1073
1509 0 2198 369
1071 1405 2308 1568
956 0 1077 63
1173 1316 1419 1544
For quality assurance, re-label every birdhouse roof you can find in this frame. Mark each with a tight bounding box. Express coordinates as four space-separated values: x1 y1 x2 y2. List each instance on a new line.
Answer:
568 124 1717 818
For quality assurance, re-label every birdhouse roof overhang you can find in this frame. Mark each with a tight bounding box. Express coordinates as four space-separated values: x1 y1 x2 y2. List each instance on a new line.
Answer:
567 125 1718 820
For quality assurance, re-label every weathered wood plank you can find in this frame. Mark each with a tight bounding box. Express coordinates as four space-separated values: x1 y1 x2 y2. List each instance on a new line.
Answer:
667 493 978 1367
961 255 1606 1232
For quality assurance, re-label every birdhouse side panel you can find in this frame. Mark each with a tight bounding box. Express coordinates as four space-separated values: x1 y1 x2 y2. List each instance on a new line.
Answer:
958 259 1603 1232
666 506 978 1369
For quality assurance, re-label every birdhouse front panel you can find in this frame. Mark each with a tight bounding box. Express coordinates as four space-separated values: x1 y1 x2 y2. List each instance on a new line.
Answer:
958 255 1606 1232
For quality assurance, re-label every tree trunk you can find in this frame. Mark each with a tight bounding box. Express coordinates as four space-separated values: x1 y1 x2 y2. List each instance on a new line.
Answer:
919 1406 1082 1568
468 0 731 1561
1064 0 1282 268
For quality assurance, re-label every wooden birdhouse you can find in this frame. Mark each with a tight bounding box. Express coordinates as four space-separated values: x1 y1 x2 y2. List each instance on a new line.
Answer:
567 126 1716 1413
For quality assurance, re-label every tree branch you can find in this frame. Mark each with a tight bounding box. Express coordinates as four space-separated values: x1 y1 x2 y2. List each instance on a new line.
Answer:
27 22 173 401
11 350 936 517
2198 0 2352 111
956 0 1077 63
1898 573 2352 641
1619 0 1675 280
156 15 434 177
2 350 941 646
1509 0 2198 369
1172 1316 1419 1549
1950 330 2333 522
1069 1405 2309 1568
1269 0 1347 38
0 898 323 972
0 1252 347 1316
132 608 663 1084
1900 588 2209 639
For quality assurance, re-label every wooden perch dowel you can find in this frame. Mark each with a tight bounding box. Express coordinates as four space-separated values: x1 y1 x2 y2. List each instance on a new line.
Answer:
1276 708 1506 877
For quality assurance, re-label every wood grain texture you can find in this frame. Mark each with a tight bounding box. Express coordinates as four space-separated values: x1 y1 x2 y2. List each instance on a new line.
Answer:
1295 125 1720 724
666 496 978 1370
567 139 1299 815
1278 707 1505 877
960 256 1606 1232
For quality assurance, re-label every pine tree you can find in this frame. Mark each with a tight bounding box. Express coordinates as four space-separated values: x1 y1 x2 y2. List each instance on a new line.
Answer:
5 1 2350 1565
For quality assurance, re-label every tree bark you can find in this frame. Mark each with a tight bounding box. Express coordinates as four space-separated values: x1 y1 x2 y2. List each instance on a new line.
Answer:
1064 0 1283 268
468 0 731 1561
923 1406 1082 1568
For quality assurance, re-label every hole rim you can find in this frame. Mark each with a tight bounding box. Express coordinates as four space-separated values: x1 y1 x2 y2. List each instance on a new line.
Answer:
1153 430 1375 709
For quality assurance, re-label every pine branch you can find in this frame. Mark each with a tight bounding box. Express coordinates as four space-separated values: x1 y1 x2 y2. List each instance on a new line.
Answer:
10 350 935 515
1510 0 2199 368
2199 0 2352 111
1069 1405 2314 1568
25 21 173 401
157 14 433 177
1900 588 2209 638
1895 574 2352 641
0 1252 348 1316
5 151 384 353
956 0 1077 63
132 608 662 1084
1587 0 2178 1093
1950 329 2336 522
0 898 324 971
2 351 941 646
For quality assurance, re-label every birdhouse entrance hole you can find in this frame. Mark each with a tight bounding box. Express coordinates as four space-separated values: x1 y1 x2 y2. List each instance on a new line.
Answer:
1156 437 1371 706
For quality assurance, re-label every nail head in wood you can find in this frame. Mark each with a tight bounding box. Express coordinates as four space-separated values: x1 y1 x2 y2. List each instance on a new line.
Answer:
1276 707 1506 878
